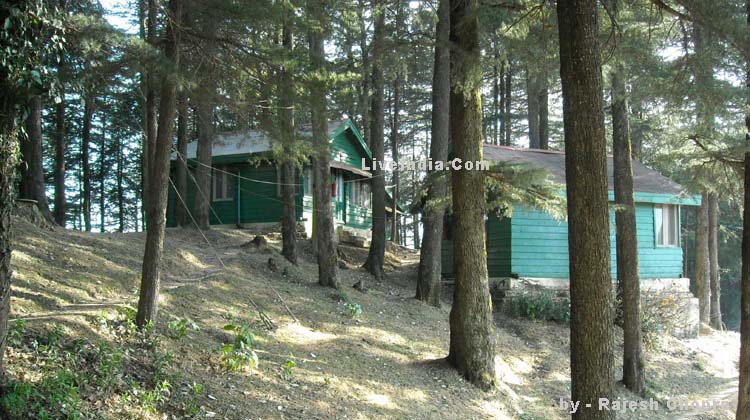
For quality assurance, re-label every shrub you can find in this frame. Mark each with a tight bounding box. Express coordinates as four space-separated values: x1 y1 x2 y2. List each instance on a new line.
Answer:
220 324 259 372
511 291 570 323
640 290 684 349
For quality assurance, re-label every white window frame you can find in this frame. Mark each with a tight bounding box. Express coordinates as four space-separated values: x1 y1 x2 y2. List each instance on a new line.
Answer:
655 204 679 247
212 166 233 202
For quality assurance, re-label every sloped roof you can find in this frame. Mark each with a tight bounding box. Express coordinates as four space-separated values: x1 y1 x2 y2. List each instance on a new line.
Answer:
482 145 685 195
176 119 365 160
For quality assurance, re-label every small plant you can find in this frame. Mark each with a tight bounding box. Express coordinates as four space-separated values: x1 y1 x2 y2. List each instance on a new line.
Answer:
220 324 259 372
281 358 296 381
343 302 362 318
511 291 570 323
8 319 25 346
168 318 199 340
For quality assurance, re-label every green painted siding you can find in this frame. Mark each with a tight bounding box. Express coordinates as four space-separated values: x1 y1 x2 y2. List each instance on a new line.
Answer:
331 130 366 167
507 203 683 279
486 215 511 277
167 122 373 230
510 206 570 277
440 199 688 280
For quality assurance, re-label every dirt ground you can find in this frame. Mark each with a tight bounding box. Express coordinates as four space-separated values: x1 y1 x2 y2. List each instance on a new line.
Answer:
4 216 742 419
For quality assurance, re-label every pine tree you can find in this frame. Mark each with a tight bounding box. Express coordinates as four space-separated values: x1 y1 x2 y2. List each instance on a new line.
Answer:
557 0 615 417
445 0 496 391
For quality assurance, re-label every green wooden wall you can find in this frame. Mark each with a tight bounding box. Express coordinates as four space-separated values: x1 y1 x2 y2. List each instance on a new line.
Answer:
441 201 688 280
167 123 373 229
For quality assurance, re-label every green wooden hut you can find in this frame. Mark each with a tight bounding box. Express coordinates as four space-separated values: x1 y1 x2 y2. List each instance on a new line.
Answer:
166 119 396 239
441 145 702 282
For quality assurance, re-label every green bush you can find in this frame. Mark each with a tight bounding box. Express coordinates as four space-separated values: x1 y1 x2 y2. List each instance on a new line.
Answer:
220 324 259 372
511 291 570 323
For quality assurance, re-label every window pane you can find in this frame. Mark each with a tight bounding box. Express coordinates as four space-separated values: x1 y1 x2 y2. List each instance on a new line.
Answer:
655 205 664 245
667 205 678 246
225 172 234 199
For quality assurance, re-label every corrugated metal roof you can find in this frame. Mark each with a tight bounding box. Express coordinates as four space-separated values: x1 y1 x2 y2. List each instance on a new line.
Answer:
482 145 685 195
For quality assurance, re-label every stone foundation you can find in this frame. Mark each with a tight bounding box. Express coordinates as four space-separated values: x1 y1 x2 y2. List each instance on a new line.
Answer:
491 276 699 338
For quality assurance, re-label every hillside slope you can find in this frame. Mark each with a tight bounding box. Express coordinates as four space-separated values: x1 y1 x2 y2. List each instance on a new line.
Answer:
3 216 741 419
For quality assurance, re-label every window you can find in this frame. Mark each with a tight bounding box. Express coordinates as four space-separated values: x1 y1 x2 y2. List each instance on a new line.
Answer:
655 204 679 247
304 167 313 196
350 180 371 208
212 166 234 201
277 166 301 197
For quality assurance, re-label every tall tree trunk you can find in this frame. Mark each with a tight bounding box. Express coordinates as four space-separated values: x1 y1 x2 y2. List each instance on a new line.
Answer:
503 60 512 146
357 0 370 148
99 110 106 232
696 194 711 325
54 90 66 226
0 89 19 380
610 0 644 393
174 93 189 227
82 95 93 232
526 68 540 149
117 124 125 232
193 13 217 230
20 96 54 222
136 0 182 328
142 0 158 227
445 0 496 391
498 60 506 145
709 192 722 329
538 78 549 150
309 0 338 289
362 1 387 284
557 1 615 418
280 11 298 265
492 51 500 145
738 4 750 416
416 0 449 307
390 74 400 244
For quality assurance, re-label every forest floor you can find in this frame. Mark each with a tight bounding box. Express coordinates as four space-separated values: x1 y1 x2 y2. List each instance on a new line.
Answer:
1 214 742 419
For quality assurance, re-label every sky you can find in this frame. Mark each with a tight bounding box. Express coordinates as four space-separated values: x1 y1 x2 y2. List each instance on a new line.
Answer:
100 0 138 33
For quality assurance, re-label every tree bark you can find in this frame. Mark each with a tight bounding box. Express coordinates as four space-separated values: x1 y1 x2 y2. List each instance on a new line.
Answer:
357 0 370 148
117 120 125 232
416 0 449 307
82 95 93 232
193 12 218 230
174 93 189 227
610 1 645 392
538 78 549 150
309 0 339 289
445 0 496 391
390 73 401 244
99 110 106 232
0 86 18 381
136 0 182 328
20 95 54 222
362 1 387 284
526 68 540 149
696 194 711 325
708 192 722 329
738 4 750 416
141 0 158 227
557 1 615 418
503 60 512 146
54 90 66 226
280 12 297 265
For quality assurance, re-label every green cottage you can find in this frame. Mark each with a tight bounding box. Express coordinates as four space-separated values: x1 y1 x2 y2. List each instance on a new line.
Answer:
441 146 702 285
166 119 395 240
